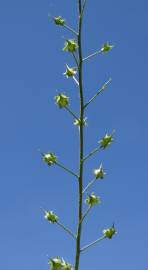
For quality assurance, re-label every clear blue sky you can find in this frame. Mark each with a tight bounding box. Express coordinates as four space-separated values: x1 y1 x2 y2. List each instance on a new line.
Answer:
0 0 147 269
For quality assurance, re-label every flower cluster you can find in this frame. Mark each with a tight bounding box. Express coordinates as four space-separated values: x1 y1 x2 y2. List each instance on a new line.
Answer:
49 257 73 270
63 39 78 52
43 152 57 166
55 94 69 108
103 225 117 239
74 117 87 127
94 164 106 179
101 42 114 53
44 211 59 224
54 16 65 26
85 193 101 206
64 65 77 78
99 132 114 149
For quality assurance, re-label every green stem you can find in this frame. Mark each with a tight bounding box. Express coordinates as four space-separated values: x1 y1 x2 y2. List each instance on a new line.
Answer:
82 178 96 194
83 49 102 62
74 1 84 270
84 78 112 109
63 24 78 36
79 206 92 224
83 146 101 162
65 106 79 121
55 162 78 178
81 235 106 252
56 221 76 239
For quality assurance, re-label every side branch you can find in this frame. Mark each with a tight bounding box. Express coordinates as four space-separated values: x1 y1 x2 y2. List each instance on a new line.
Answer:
82 178 96 194
83 146 101 162
83 49 102 62
63 24 78 36
84 78 112 109
56 162 78 178
56 221 76 239
79 206 92 224
81 235 106 252
65 106 79 121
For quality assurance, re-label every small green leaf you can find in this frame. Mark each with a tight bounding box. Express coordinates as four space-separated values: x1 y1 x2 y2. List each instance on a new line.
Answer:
63 39 78 52
55 94 69 108
54 16 65 26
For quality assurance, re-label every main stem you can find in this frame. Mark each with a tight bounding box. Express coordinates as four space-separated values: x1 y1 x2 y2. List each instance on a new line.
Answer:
74 1 84 270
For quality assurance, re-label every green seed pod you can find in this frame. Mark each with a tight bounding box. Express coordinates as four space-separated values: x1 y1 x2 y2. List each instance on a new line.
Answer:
101 42 114 53
55 94 69 108
43 152 57 166
64 65 77 78
94 164 106 179
103 225 117 239
54 16 65 26
98 132 114 149
85 193 101 206
63 39 78 52
44 211 59 223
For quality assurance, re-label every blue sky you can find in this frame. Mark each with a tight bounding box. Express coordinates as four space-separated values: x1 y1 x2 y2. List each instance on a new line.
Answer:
0 0 148 269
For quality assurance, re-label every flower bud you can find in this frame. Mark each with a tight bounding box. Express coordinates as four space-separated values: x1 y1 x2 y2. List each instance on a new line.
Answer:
98 132 114 149
55 94 69 108
63 39 78 52
64 65 77 78
103 224 117 239
85 193 101 206
44 211 59 223
43 152 57 166
49 257 73 270
94 164 106 179
54 16 65 26
74 117 87 127
101 42 114 53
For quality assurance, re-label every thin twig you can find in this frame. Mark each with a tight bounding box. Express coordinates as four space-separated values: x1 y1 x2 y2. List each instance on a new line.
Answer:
84 78 112 109
65 106 80 121
83 146 101 162
56 162 78 178
83 49 102 62
56 221 76 239
81 0 88 15
73 76 79 86
82 178 96 194
80 235 106 252
63 24 78 36
79 206 92 224
72 52 79 68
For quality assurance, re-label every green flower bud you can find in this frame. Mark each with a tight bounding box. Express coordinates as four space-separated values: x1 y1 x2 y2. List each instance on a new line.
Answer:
43 152 57 166
103 224 117 239
74 117 87 127
44 211 59 223
85 193 101 206
101 42 114 53
63 39 78 52
55 94 69 108
61 259 73 270
98 132 114 149
49 257 62 270
49 258 73 270
94 164 106 179
54 16 65 26
64 65 77 78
